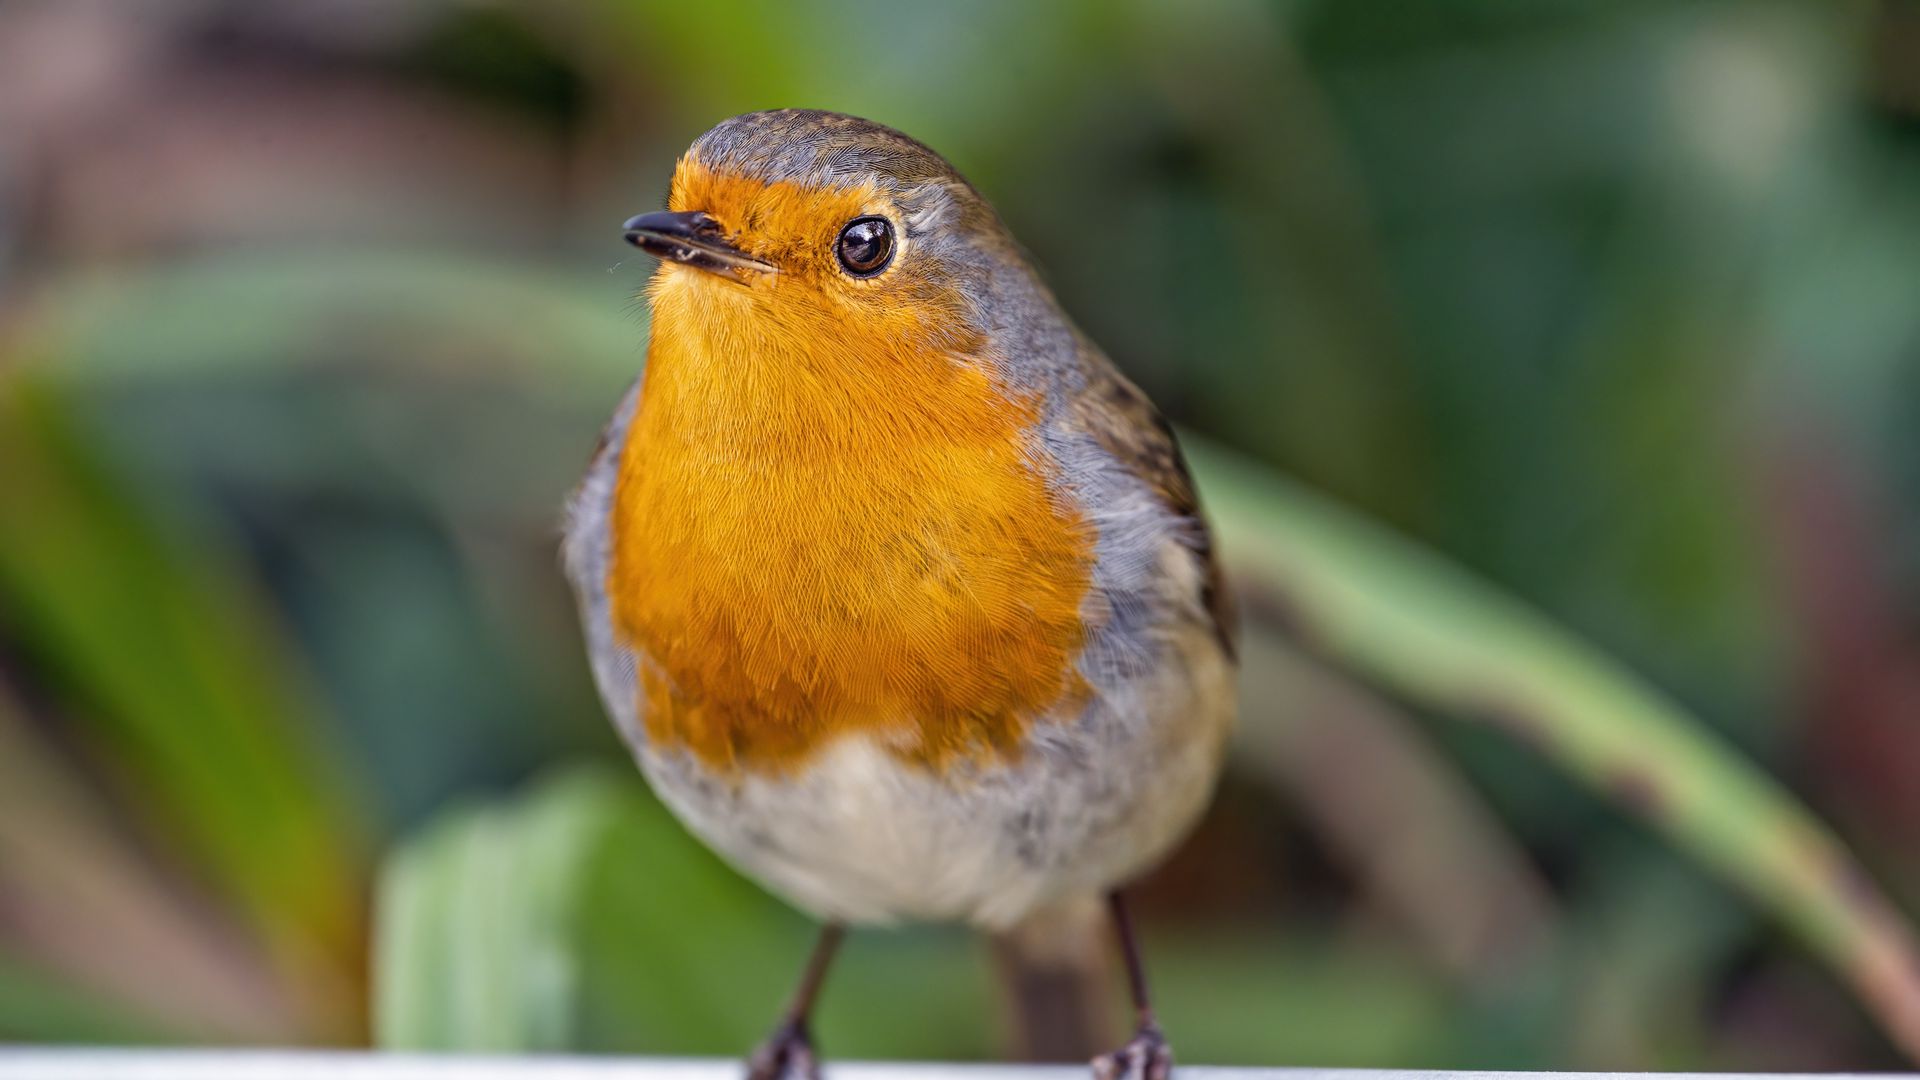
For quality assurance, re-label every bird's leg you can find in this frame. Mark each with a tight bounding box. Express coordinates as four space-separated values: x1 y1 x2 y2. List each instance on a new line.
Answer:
1092 891 1173 1080
747 924 845 1080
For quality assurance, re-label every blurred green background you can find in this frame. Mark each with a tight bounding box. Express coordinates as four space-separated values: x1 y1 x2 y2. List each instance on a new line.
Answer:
4 0 1920 1071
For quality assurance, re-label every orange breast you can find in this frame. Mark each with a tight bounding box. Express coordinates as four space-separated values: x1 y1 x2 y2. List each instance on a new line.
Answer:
607 268 1094 778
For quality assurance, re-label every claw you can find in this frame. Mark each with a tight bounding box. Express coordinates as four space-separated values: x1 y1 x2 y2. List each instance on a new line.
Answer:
1092 1022 1173 1080
746 1017 819 1080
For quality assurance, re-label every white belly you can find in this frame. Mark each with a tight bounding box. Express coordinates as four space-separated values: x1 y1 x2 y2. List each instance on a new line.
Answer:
634 630 1233 930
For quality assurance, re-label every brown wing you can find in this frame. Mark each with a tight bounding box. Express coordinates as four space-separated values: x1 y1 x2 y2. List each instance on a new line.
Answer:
1073 359 1237 660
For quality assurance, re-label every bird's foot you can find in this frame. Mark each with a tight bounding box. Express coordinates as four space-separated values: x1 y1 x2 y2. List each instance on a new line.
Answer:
1092 1022 1172 1080
747 1017 820 1080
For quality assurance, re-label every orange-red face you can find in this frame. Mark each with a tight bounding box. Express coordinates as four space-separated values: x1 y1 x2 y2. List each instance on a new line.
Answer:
629 155 982 369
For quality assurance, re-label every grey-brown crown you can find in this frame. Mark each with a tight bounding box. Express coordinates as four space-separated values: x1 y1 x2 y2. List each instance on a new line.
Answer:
689 109 970 192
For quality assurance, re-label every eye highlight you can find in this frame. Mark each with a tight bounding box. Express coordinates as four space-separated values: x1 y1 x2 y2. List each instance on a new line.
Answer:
835 216 895 277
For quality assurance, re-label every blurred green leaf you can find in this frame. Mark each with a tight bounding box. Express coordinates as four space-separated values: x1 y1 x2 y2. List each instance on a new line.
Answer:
0 378 368 1039
31 251 640 390
1188 434 1920 1059
374 767 615 1051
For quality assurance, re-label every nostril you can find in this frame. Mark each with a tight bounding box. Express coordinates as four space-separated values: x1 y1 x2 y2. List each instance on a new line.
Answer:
688 212 724 239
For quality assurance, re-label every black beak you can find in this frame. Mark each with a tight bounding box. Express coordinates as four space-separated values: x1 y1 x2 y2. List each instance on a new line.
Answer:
622 211 773 280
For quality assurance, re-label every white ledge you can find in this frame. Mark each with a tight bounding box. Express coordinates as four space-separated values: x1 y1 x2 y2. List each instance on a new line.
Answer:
0 1052 1903 1080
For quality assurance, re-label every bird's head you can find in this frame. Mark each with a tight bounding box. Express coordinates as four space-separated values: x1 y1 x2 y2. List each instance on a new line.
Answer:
626 110 1049 375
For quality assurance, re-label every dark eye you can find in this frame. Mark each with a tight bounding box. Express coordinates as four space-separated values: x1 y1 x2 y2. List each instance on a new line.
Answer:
836 216 894 277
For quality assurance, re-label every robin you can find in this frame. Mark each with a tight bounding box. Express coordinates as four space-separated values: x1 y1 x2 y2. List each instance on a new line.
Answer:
564 109 1236 1080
